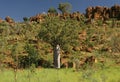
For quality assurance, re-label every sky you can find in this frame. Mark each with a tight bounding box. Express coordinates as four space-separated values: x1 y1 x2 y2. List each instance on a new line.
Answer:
0 0 120 22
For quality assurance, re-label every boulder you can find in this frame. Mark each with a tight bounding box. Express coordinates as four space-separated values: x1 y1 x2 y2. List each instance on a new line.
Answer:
0 18 3 23
29 14 45 23
5 16 14 23
86 6 94 19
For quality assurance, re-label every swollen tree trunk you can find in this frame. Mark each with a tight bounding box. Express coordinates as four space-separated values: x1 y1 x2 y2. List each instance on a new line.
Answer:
53 44 61 68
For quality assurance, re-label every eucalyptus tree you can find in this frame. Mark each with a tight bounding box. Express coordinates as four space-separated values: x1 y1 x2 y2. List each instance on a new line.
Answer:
38 16 80 68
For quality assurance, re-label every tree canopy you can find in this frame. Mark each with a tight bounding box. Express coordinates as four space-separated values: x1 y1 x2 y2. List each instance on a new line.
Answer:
48 7 58 14
38 16 80 53
58 2 72 14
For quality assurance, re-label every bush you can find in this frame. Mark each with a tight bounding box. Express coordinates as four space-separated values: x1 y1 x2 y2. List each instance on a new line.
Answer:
109 34 120 53
18 44 39 68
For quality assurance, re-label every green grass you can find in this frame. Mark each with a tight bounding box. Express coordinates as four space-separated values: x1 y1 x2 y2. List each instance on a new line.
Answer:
0 66 120 82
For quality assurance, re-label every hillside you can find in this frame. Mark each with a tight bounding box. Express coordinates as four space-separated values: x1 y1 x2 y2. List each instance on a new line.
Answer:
0 5 120 69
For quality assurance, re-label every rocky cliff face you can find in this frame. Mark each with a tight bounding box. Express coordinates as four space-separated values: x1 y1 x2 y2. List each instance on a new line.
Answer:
85 4 120 21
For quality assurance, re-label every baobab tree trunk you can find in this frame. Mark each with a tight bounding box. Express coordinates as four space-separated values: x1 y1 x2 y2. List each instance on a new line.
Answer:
53 44 61 68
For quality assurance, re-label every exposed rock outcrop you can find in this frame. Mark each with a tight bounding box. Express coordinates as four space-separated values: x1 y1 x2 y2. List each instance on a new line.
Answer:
85 4 120 21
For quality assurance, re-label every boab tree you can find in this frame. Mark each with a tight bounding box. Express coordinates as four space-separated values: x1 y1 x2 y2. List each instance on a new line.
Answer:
38 16 80 68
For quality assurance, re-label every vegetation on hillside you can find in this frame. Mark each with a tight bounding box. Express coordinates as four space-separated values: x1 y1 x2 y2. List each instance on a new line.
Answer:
0 3 120 70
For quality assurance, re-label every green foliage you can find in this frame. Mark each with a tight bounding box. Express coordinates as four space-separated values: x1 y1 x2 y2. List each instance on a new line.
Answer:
48 7 58 14
58 2 72 13
23 17 29 22
38 16 80 53
30 63 36 74
110 34 120 52
81 69 94 80
24 43 39 67
96 20 103 26
0 67 120 82
11 43 18 62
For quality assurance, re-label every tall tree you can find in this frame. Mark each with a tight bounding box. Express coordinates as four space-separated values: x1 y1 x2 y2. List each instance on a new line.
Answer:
58 2 72 14
38 16 80 68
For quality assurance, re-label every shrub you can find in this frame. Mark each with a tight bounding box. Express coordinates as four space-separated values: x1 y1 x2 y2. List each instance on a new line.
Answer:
18 44 39 68
109 34 120 53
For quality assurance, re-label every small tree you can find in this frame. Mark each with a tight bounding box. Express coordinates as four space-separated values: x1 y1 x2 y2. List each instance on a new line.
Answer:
48 7 58 14
38 16 80 68
23 17 29 22
24 43 39 67
58 2 72 14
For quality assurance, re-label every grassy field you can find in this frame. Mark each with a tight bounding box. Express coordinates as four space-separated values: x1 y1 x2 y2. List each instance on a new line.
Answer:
0 66 120 82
